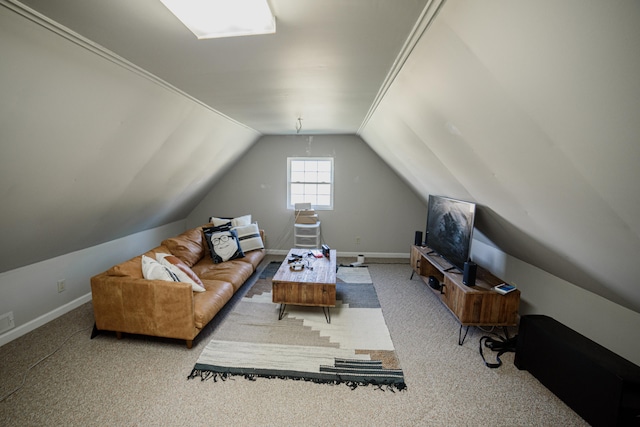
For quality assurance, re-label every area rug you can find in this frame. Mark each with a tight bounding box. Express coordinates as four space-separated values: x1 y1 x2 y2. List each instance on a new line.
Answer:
188 263 406 391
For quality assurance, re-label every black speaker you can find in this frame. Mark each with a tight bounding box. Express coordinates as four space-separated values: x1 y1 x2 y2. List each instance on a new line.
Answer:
463 261 477 286
414 231 423 246
428 275 441 291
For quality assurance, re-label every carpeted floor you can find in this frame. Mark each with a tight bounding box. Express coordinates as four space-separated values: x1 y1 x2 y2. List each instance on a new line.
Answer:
0 256 589 426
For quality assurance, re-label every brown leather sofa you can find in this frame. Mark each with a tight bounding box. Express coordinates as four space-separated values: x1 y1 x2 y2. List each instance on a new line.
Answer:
90 225 265 348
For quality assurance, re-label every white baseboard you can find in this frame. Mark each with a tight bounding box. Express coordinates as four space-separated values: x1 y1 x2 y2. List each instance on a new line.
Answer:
338 251 409 259
266 249 409 259
0 293 93 347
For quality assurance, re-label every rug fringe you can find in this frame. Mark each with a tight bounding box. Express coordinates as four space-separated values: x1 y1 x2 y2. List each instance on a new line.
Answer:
188 368 406 392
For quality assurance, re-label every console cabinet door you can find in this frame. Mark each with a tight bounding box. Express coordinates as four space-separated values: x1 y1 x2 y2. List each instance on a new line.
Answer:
410 246 420 273
442 276 462 319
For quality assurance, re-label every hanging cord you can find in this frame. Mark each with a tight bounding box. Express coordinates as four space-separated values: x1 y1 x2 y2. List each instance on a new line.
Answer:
479 332 518 368
0 324 93 403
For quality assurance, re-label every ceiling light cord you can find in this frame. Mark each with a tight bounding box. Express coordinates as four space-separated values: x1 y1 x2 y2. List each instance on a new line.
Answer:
296 117 303 134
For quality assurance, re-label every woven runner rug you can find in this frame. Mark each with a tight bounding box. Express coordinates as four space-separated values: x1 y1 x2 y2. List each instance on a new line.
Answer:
188 263 406 391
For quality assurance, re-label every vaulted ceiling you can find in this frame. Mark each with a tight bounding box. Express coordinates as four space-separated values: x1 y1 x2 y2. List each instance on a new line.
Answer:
16 0 429 134
2 0 639 313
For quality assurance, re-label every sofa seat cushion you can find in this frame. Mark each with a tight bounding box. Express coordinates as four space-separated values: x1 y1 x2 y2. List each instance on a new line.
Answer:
237 249 266 270
193 280 234 329
192 258 254 292
162 227 205 267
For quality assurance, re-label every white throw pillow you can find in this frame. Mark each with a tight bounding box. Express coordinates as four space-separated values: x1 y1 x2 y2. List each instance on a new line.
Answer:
232 214 252 227
155 253 205 292
141 255 178 282
232 223 264 253
210 214 252 228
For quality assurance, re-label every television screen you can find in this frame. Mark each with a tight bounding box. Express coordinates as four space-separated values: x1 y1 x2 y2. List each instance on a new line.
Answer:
425 195 476 271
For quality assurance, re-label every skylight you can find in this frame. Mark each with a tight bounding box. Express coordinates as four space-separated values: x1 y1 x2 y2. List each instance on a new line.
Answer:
159 0 276 40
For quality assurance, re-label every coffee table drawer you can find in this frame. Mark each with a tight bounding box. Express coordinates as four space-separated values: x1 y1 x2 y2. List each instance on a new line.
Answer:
272 282 336 307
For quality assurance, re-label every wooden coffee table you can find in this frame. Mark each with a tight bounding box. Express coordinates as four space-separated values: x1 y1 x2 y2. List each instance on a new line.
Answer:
272 248 337 323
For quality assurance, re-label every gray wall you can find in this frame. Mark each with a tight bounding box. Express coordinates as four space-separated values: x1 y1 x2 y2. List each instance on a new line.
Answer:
0 221 185 346
0 5 260 274
356 0 640 364
188 134 427 256
471 233 640 366
0 4 258 341
188 133 640 366
2 0 639 367
361 0 640 314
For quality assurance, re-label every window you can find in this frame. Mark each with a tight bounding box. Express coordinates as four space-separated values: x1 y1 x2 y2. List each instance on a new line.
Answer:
159 0 276 40
287 157 334 210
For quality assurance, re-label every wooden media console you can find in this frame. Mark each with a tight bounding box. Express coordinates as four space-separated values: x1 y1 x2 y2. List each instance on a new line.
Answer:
410 245 520 343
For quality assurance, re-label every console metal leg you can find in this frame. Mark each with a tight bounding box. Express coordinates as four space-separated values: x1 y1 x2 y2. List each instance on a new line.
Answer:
458 324 471 345
323 307 331 324
410 270 415 280
278 304 287 320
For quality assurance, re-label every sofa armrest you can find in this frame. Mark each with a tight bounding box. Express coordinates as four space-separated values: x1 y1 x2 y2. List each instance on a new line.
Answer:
91 273 197 340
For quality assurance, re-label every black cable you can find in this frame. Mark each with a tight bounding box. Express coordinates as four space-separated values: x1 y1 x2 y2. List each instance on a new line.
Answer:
479 334 518 368
0 324 93 403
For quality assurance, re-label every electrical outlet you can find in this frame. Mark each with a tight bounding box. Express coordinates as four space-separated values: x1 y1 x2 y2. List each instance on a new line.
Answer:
57 279 66 293
355 236 361 245
0 311 14 334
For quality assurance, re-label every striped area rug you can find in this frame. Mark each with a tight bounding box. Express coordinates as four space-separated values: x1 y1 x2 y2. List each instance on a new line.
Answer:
188 265 406 391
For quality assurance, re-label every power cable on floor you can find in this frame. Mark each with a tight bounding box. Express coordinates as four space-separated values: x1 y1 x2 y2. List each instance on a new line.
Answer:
479 333 518 368
0 324 93 403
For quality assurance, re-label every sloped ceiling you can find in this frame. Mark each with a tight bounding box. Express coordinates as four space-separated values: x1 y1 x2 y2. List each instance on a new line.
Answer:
1 0 639 314
361 0 640 312
0 0 427 272
0 2 260 271
15 0 428 134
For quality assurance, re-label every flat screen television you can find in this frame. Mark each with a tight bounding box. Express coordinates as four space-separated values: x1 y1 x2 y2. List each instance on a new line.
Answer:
425 195 476 272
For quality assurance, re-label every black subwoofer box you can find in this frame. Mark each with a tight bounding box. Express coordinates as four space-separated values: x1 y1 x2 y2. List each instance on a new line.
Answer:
515 315 640 426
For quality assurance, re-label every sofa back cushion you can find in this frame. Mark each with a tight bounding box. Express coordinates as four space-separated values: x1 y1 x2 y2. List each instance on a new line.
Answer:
106 246 170 278
161 227 205 267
